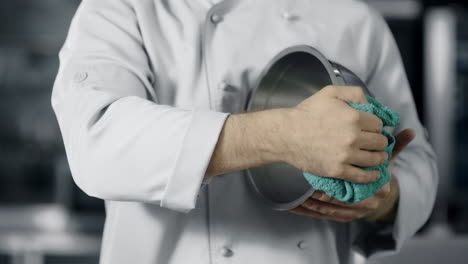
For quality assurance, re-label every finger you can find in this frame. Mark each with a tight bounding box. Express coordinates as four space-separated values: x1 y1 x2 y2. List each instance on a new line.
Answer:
309 191 377 211
301 200 366 220
310 191 357 208
358 111 384 133
355 132 388 151
375 182 391 198
348 150 388 167
389 128 416 168
337 165 380 183
289 206 353 223
326 85 368 104
391 129 416 158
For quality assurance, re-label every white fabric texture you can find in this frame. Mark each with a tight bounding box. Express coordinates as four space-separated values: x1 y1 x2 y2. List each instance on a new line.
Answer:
51 0 438 263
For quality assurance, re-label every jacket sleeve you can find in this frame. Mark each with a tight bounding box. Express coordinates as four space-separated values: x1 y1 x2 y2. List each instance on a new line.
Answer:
350 7 439 258
51 0 229 213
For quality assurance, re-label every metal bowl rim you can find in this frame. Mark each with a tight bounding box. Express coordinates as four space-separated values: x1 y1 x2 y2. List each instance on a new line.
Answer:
246 45 340 111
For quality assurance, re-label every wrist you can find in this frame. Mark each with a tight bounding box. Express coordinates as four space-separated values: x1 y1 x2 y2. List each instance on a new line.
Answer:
226 109 290 166
252 108 291 164
206 108 297 177
260 108 296 164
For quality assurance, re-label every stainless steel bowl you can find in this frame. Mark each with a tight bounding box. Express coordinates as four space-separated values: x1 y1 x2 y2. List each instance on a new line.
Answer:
245 45 372 211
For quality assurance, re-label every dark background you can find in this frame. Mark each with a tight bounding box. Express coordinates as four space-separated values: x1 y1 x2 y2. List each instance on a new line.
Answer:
0 0 466 263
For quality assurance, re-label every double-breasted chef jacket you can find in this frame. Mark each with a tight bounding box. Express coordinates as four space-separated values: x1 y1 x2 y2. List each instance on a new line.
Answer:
52 0 438 263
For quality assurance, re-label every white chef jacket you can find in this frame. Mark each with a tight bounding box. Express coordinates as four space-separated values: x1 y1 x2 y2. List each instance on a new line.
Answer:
51 0 438 263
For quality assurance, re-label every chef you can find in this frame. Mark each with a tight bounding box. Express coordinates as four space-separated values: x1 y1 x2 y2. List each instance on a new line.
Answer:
51 0 438 263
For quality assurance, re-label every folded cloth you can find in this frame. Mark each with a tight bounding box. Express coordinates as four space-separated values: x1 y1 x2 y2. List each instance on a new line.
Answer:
303 96 400 204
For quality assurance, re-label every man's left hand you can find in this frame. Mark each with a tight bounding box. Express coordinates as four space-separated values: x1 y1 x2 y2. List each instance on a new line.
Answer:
288 128 415 223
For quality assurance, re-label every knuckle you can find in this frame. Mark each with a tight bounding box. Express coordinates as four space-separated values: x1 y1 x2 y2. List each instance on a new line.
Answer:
370 154 380 166
373 152 387 165
381 185 391 197
330 166 344 178
377 119 384 130
362 203 373 211
367 201 379 210
343 169 358 182
338 150 352 163
381 189 390 198
346 111 360 124
313 203 323 213
325 195 334 203
347 173 361 183
311 192 320 200
374 154 383 165
379 135 389 149
370 170 380 179
314 191 325 200
351 86 364 96
360 170 377 183
303 201 313 209
319 192 328 201
344 132 359 146
323 85 337 94
341 174 352 182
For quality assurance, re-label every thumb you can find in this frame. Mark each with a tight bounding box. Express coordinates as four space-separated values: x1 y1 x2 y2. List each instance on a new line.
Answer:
325 85 369 104
389 128 416 169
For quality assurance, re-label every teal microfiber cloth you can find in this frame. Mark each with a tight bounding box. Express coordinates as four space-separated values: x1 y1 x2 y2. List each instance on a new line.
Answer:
303 96 400 204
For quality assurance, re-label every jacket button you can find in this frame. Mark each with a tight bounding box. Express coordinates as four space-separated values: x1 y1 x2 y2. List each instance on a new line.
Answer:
219 80 236 92
73 72 88 83
219 80 229 90
297 240 309 250
210 13 223 24
220 246 234 257
282 11 298 21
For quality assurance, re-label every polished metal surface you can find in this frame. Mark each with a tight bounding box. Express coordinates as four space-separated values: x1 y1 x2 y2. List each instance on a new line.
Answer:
246 45 370 211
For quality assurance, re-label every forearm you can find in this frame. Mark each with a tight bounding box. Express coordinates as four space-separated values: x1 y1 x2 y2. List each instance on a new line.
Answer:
206 85 389 181
206 109 287 177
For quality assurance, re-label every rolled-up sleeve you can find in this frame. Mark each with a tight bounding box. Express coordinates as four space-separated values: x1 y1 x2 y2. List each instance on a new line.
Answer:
51 0 229 213
350 7 439 258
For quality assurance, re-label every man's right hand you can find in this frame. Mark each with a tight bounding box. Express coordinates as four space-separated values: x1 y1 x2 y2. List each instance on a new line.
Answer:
206 85 388 184
276 85 388 183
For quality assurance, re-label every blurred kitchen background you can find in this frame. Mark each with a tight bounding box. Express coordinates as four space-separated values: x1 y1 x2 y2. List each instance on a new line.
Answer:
0 0 466 263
